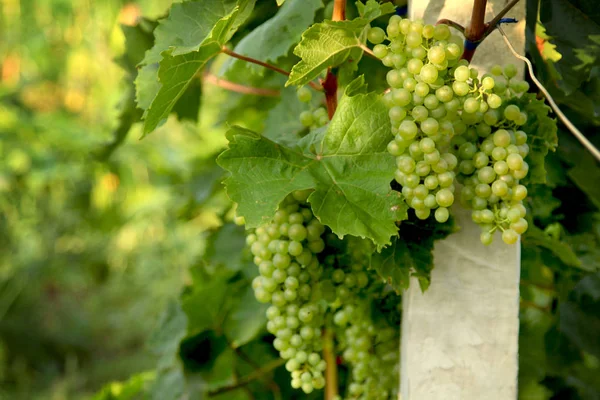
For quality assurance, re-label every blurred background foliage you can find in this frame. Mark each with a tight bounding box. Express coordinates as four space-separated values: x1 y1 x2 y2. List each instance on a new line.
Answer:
0 0 599 399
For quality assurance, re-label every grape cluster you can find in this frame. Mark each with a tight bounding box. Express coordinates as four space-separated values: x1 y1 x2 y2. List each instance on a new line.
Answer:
247 190 327 393
454 65 531 244
297 86 329 129
324 243 400 400
371 16 464 223
373 14 533 244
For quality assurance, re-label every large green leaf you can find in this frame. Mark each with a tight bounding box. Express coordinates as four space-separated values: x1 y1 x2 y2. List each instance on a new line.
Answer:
137 0 255 134
218 90 406 248
224 0 324 77
523 226 582 269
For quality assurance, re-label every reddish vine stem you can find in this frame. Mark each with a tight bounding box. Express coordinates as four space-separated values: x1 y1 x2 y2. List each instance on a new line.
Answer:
203 72 280 97
221 47 322 91
462 0 488 62
322 0 346 120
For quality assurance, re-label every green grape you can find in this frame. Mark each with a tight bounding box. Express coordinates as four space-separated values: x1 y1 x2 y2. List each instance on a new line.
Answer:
297 87 312 103
300 111 314 127
367 27 386 44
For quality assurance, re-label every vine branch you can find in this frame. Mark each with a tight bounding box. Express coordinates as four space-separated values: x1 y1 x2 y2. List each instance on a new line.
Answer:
484 0 521 37
323 329 339 400
203 72 280 96
462 0 488 62
221 47 322 91
207 358 285 397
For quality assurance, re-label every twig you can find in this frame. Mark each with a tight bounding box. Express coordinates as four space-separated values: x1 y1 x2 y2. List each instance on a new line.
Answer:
207 358 285 397
203 72 280 96
436 18 465 34
497 26 600 161
484 0 521 37
323 329 339 400
221 47 322 91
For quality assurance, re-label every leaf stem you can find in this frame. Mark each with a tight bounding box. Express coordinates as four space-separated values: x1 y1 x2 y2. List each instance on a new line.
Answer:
207 358 285 397
221 47 322 91
323 329 339 400
360 44 378 59
203 72 280 97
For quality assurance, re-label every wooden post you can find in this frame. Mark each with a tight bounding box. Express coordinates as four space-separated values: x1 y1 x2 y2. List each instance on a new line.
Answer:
401 1 526 399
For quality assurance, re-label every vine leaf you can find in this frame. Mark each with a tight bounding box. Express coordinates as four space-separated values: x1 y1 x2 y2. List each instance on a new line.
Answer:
371 216 458 292
223 0 324 78
136 0 255 135
218 88 406 248
286 0 394 87
516 93 558 184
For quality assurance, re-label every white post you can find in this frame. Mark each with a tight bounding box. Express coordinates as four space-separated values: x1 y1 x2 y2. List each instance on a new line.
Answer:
401 2 526 400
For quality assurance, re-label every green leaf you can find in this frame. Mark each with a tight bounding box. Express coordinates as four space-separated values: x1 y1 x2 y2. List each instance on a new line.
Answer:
93 372 155 400
567 152 600 209
142 0 252 65
371 216 457 292
539 0 600 94
224 0 324 77
223 285 267 348
356 0 397 21
262 86 311 147
218 126 316 227
148 301 188 369
523 226 582 269
205 223 248 272
515 93 558 184
150 367 186 400
138 0 256 134
286 20 366 87
218 91 406 248
182 277 230 335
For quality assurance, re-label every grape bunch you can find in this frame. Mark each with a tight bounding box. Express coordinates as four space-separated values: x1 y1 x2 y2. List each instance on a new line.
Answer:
247 190 328 393
453 65 531 244
370 16 465 223
323 242 400 400
297 86 329 129
372 14 533 244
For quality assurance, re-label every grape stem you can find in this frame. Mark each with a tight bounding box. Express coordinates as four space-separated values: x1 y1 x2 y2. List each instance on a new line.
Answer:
435 18 465 34
323 329 339 400
221 47 323 91
203 71 280 97
207 358 285 397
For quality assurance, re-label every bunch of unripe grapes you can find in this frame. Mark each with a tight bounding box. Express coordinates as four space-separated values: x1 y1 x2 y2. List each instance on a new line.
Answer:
247 190 327 393
325 251 400 400
453 65 531 244
246 194 401 397
371 14 532 244
297 86 329 129
370 16 465 223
